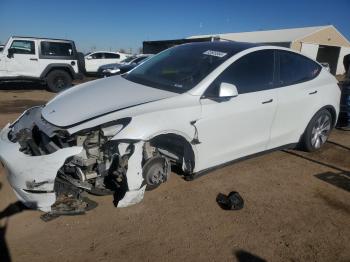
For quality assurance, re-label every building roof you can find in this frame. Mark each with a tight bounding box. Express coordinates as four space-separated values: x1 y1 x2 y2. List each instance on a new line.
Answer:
188 25 333 43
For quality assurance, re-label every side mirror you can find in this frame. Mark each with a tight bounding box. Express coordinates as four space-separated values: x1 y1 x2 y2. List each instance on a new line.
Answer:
7 48 14 58
86 56 92 60
219 82 238 98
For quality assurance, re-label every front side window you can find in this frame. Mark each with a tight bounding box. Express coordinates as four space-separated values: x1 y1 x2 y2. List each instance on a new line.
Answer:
278 50 321 86
41 41 73 56
205 50 275 97
10 40 35 54
104 53 120 59
123 43 242 93
91 53 103 59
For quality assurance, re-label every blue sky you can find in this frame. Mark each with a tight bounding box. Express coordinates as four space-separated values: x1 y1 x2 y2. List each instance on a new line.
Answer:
0 0 349 53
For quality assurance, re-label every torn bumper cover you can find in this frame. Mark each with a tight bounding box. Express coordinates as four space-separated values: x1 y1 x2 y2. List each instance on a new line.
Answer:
0 120 147 212
0 124 83 212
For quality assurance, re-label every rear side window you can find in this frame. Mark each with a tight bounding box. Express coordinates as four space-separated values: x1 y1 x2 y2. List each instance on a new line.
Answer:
278 51 321 86
206 50 275 96
104 53 120 59
41 41 74 57
10 40 35 54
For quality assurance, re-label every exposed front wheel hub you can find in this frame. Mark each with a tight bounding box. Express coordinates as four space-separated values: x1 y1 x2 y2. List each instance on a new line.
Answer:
143 156 171 191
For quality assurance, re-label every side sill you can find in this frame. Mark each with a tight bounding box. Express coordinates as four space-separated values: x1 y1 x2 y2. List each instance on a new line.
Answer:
188 143 298 180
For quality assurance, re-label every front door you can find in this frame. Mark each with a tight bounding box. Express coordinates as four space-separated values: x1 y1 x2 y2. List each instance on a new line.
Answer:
5 39 40 77
195 49 278 171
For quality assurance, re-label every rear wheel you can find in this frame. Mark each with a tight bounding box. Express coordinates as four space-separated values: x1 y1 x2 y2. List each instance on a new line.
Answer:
301 109 332 152
46 70 72 92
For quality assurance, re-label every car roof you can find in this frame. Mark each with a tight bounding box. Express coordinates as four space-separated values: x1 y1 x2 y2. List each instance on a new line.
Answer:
179 40 260 53
12 36 73 42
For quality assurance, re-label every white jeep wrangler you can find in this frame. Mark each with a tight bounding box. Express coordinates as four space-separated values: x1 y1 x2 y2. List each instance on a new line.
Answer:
0 36 84 92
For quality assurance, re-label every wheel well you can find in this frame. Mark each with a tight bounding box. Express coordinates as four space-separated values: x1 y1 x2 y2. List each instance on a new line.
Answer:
149 133 195 174
324 105 337 127
45 67 73 79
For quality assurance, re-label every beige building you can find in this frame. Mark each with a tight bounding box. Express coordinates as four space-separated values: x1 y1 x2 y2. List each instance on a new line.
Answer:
189 25 350 75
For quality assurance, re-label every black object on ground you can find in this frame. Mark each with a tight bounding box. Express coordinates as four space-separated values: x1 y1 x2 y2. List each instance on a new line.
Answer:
40 195 98 222
216 191 244 210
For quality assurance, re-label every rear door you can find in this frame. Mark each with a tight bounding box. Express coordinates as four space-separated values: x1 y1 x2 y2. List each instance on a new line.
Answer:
268 50 323 149
5 39 40 77
195 49 278 171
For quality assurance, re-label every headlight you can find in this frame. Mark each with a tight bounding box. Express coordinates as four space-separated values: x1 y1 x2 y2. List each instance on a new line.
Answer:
77 117 131 138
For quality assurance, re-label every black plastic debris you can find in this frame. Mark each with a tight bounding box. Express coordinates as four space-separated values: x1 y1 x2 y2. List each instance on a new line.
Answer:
216 191 244 210
40 196 98 222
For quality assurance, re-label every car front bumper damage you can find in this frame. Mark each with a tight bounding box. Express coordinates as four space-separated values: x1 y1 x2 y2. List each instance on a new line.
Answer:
0 124 83 212
0 123 146 212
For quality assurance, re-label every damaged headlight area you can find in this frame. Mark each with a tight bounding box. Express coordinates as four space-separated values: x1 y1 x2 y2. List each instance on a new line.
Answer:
5 106 175 217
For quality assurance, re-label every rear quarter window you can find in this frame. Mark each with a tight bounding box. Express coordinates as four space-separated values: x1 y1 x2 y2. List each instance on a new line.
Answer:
40 41 74 57
278 50 321 86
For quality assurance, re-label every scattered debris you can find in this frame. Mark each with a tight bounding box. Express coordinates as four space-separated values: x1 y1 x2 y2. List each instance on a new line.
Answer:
216 191 244 210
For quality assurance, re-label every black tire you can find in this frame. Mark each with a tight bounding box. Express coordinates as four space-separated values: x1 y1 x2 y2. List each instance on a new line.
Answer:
77 52 86 75
300 109 332 152
46 70 72 93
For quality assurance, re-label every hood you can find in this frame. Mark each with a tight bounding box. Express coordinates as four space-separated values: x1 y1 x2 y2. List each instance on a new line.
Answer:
42 76 177 127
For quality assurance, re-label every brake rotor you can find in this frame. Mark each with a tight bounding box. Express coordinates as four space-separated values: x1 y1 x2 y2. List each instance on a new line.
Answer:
142 156 171 191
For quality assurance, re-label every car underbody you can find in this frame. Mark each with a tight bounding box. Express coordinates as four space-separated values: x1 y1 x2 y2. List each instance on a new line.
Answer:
0 106 194 217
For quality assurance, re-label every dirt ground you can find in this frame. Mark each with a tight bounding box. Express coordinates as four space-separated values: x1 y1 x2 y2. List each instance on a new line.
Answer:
0 83 349 262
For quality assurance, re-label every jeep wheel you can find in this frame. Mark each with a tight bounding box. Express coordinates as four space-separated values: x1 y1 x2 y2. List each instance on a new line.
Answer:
46 70 72 93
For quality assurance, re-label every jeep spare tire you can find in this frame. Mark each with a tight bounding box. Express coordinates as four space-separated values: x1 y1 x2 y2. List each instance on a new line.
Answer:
46 70 72 93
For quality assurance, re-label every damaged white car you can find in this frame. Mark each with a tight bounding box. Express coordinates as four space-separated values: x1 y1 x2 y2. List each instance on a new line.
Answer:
0 42 340 217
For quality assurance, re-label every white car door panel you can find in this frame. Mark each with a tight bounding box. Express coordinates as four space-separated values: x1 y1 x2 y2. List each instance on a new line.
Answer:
194 49 278 171
85 52 123 72
196 89 278 171
268 50 325 149
5 39 40 77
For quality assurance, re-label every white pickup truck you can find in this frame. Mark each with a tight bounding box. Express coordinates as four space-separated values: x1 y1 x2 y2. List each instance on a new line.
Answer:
0 36 84 92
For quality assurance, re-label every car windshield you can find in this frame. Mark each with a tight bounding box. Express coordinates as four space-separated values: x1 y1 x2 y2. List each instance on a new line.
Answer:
123 43 238 93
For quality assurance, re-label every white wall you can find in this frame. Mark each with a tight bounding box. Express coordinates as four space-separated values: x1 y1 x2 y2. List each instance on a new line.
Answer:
336 47 350 75
300 43 319 59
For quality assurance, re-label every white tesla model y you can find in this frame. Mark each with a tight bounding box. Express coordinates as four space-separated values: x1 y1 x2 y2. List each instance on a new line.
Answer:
0 41 340 214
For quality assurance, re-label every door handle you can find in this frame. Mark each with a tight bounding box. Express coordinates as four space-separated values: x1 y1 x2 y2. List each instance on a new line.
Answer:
30 58 38 61
262 99 273 104
309 90 317 95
